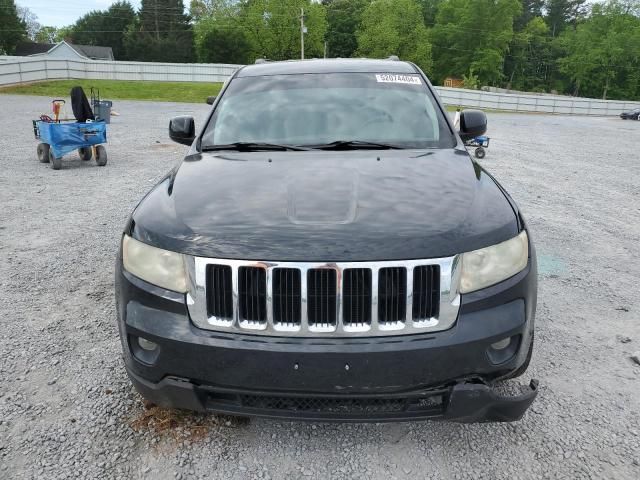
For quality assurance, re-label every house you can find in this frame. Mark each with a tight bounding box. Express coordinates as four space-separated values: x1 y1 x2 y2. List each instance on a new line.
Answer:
443 77 464 88
14 40 114 61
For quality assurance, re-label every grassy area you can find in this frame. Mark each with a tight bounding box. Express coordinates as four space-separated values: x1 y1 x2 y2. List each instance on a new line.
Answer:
0 79 223 103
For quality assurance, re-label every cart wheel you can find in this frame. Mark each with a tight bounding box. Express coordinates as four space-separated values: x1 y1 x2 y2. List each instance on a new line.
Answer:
475 147 486 159
37 143 50 163
49 149 62 170
95 145 108 166
78 147 92 161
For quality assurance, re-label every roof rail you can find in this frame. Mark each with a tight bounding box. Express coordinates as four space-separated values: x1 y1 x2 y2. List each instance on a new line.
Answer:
254 58 269 64
386 55 400 61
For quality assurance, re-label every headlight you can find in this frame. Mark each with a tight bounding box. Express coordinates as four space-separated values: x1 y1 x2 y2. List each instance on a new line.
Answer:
460 231 529 293
122 235 187 293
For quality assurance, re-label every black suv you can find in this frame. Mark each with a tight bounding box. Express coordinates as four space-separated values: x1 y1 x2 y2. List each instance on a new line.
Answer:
115 59 538 423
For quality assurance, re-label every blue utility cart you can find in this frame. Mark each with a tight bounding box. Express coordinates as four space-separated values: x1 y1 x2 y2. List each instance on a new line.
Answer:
33 119 108 170
464 135 490 159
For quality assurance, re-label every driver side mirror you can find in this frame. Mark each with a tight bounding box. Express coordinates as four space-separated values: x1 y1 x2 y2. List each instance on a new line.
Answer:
169 116 195 146
458 110 487 142
206 96 216 105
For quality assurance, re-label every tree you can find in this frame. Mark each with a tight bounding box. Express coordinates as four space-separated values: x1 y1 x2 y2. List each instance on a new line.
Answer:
507 16 553 91
34 26 61 44
324 0 370 58
0 0 26 54
125 0 195 62
431 0 521 85
240 0 327 61
558 0 640 99
70 1 136 60
356 0 432 73
16 6 40 41
416 0 444 26
545 0 587 36
515 0 545 30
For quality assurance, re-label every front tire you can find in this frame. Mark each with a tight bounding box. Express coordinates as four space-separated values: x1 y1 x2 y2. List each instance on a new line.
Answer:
95 145 107 166
78 147 92 161
37 143 50 163
474 147 486 159
49 150 62 170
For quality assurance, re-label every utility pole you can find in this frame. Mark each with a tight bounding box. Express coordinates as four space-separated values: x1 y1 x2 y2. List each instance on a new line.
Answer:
300 7 305 60
324 41 327 59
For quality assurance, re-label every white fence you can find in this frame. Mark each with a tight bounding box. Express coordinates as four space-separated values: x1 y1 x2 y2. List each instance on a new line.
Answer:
435 86 639 117
1 56 639 116
0 56 240 85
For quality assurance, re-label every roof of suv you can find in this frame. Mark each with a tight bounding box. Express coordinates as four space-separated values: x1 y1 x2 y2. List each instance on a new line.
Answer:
236 58 418 77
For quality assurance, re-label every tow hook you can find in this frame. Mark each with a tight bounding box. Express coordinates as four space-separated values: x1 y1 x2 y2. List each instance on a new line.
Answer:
444 379 539 423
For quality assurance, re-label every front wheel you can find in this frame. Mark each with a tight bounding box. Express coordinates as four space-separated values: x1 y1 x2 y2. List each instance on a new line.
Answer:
95 145 107 166
474 147 486 159
78 147 92 161
37 143 50 163
49 150 62 170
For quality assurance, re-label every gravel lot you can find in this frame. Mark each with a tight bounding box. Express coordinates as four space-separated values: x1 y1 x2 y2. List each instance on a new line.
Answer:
1 94 639 480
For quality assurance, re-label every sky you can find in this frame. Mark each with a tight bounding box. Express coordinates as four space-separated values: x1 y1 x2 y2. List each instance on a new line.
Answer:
17 0 146 28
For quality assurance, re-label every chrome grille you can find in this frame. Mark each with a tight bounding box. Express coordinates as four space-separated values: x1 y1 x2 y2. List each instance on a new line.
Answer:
272 268 301 327
187 256 461 337
378 267 407 325
342 268 372 327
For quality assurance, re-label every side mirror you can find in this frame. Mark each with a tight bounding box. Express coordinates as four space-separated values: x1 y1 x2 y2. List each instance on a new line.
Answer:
458 110 487 142
169 116 195 146
206 96 216 105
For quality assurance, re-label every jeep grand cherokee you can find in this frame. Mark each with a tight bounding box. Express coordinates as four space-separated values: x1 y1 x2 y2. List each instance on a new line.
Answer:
115 59 538 423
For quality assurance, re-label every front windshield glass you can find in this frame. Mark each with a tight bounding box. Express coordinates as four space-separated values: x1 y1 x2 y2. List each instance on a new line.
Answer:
201 72 456 149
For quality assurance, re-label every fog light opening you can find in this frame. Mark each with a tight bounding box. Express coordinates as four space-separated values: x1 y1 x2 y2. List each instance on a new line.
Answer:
138 337 158 351
487 335 521 365
491 337 512 351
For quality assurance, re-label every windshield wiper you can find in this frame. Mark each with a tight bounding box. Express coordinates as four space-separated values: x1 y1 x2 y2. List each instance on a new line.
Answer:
201 142 310 152
307 140 405 150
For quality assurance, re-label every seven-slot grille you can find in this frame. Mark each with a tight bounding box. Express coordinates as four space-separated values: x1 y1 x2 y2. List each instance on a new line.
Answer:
192 258 459 337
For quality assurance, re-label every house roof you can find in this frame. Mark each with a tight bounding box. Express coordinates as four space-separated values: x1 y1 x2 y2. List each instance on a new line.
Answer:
14 41 114 61
15 42 55 56
69 44 114 61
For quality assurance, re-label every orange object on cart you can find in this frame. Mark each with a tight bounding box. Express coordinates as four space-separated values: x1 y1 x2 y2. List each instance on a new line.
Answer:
52 99 65 122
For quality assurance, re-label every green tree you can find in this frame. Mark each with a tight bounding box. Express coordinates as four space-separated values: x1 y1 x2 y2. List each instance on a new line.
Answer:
324 0 370 58
515 0 545 30
70 1 136 60
416 0 444 26
125 0 195 62
240 0 327 61
431 0 521 86
507 16 553 91
558 0 640 99
34 26 61 44
192 0 250 63
0 0 26 54
356 0 432 73
545 0 587 36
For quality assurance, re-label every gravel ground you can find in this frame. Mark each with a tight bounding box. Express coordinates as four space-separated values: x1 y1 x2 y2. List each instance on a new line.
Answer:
1 94 639 480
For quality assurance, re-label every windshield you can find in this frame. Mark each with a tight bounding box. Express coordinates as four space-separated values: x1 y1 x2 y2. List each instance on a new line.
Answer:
201 72 456 149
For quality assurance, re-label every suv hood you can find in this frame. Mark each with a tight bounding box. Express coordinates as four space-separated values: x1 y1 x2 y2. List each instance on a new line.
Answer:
130 149 519 261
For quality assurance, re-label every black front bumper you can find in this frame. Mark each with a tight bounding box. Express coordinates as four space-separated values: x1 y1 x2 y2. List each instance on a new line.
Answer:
116 254 538 423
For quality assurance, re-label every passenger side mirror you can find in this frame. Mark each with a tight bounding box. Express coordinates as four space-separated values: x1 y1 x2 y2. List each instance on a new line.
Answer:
206 96 216 105
169 116 196 146
458 110 487 142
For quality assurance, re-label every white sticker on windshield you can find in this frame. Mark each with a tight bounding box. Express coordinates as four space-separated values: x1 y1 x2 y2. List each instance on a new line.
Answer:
375 74 422 85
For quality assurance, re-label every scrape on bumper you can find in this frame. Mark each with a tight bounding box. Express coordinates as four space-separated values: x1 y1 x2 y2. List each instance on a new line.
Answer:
128 368 538 423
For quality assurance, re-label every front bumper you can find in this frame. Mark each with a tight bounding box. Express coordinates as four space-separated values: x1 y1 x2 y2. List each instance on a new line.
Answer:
116 251 538 423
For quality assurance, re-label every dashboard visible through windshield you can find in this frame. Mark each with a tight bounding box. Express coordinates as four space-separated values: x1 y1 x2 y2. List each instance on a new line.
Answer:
201 72 456 150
